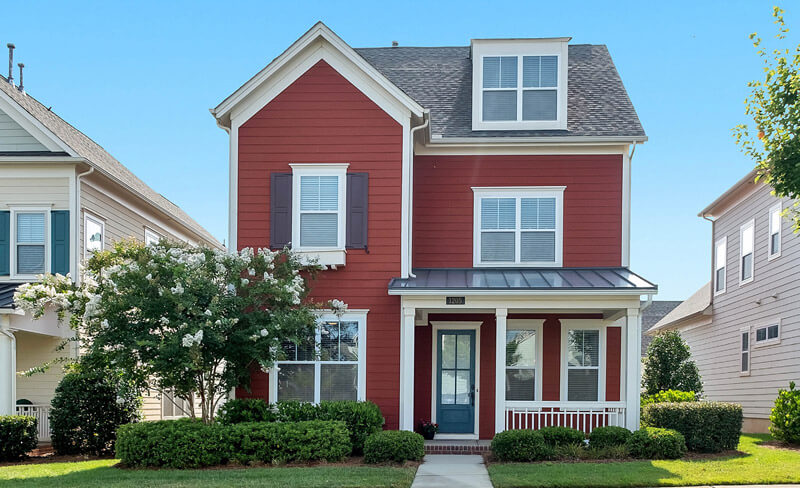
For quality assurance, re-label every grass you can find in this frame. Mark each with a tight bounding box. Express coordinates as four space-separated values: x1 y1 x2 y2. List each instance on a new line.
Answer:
488 434 800 488
0 459 416 488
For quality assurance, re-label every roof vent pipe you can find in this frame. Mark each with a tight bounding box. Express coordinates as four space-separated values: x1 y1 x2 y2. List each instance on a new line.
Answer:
17 63 23 93
392 41 398 47
6 43 14 85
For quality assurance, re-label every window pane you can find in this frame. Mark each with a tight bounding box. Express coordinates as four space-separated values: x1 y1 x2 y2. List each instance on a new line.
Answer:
17 245 45 274
441 334 456 369
278 364 315 402
16 213 45 243
339 321 359 361
715 268 725 291
320 321 340 361
521 198 556 230
522 56 540 87
540 56 558 87
742 225 754 254
320 364 357 401
715 241 726 269
456 334 471 369
507 330 535 368
522 90 557 121
506 369 535 401
771 232 780 255
481 232 515 262
86 219 103 253
741 253 753 280
771 209 781 234
756 328 766 342
441 369 456 405
567 330 599 367
300 176 338 211
300 214 338 247
500 56 517 88
741 352 749 372
483 57 500 88
483 91 517 121
455 370 471 404
768 324 779 339
481 198 516 230
281 337 315 361
567 369 598 401
521 232 555 262
741 332 749 351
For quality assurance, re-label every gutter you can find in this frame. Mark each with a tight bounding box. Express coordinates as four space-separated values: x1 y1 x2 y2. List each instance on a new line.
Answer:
407 113 430 278
426 135 648 146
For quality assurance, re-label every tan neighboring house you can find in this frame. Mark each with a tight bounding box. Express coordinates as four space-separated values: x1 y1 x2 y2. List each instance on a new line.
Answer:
0 71 223 439
648 170 799 433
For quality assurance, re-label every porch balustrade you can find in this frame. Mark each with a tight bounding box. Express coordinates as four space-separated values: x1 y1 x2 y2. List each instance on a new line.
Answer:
505 402 626 433
16 404 51 442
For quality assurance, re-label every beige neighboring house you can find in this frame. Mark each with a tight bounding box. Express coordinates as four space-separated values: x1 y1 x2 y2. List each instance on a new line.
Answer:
0 71 223 440
647 170 799 433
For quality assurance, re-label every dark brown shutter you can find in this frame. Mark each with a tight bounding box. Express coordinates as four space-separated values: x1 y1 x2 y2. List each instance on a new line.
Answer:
346 173 368 250
270 173 292 249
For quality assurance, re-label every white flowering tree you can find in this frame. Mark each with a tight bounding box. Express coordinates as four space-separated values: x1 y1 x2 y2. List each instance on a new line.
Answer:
15 240 346 424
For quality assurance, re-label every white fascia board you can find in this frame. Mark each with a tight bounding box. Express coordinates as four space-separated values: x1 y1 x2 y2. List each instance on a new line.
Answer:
426 135 648 145
0 91 77 156
0 156 85 164
414 143 630 156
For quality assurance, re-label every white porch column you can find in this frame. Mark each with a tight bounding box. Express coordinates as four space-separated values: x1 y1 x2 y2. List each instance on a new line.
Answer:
494 308 508 434
399 306 415 431
625 308 641 430
0 315 16 416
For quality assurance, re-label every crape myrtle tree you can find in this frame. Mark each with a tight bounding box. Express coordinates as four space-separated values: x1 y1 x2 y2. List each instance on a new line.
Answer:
734 7 800 231
14 240 346 424
642 330 703 396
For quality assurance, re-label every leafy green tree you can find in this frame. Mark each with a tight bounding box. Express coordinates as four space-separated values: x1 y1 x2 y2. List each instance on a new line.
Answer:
642 331 703 395
734 6 800 231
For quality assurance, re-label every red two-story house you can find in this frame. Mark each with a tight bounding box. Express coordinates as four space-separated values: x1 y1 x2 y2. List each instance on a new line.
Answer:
212 22 655 439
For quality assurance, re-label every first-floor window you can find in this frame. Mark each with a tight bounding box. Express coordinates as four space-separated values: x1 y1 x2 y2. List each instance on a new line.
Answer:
740 328 750 374
15 211 47 275
755 323 779 344
162 389 192 418
276 312 365 403
566 329 600 401
506 328 536 401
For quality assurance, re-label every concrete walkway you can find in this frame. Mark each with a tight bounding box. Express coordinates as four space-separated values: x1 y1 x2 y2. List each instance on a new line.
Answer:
411 454 492 488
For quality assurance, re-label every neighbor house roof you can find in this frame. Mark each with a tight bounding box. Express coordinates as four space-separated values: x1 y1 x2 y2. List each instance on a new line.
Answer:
647 283 712 334
356 45 646 140
0 77 222 248
699 169 759 219
640 300 682 355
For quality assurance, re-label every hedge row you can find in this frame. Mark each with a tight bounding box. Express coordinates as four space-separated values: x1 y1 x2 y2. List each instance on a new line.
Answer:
0 416 38 462
642 401 742 452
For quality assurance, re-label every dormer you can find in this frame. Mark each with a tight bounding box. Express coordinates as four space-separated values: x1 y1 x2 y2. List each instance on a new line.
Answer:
471 37 570 131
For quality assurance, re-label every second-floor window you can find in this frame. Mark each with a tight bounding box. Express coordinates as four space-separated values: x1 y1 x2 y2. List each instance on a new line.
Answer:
740 220 754 284
714 237 727 294
84 214 104 257
15 211 47 276
473 187 564 266
482 55 559 122
291 164 348 251
144 228 162 246
768 203 782 259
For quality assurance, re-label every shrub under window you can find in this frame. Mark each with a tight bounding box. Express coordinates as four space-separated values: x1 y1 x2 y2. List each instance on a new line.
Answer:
626 427 686 459
0 416 38 461
589 426 631 449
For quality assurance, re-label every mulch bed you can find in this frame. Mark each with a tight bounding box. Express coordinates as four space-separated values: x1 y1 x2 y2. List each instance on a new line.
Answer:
761 440 800 452
483 449 745 465
114 457 420 471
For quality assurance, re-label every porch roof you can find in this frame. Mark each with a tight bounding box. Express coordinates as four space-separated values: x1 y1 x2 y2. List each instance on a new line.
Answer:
0 282 25 309
388 267 656 295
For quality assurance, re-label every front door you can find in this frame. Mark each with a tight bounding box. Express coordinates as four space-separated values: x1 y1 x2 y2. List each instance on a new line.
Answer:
436 330 476 434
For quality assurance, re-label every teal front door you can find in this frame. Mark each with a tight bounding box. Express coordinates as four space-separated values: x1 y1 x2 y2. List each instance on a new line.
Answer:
436 330 476 434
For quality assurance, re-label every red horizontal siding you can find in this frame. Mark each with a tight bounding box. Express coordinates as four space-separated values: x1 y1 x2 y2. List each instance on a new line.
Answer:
413 155 623 268
236 60 404 429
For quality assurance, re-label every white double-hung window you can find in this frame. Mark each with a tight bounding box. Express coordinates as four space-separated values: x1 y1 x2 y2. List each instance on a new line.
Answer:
566 328 601 402
13 209 48 277
768 203 782 259
714 237 727 295
473 187 564 266
84 213 104 257
290 164 348 264
506 324 539 401
740 220 754 285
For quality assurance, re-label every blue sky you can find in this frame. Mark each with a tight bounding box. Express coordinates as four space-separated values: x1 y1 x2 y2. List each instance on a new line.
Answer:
2 1 794 299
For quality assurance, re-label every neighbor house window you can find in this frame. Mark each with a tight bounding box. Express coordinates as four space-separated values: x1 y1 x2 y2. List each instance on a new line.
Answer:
275 312 366 403
290 164 348 251
566 329 600 401
506 329 536 401
481 55 559 122
714 237 727 294
740 328 750 375
161 389 191 418
754 322 780 345
739 220 754 284
144 228 161 246
84 214 104 257
14 211 47 276
768 204 782 259
473 187 564 266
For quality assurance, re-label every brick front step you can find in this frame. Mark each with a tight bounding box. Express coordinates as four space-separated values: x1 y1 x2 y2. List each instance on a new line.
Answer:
424 440 491 455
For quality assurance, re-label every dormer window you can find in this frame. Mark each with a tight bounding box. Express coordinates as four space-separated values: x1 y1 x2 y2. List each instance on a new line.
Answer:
472 38 569 131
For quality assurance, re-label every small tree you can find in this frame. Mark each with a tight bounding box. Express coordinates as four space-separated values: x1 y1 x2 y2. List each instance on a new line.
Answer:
642 331 703 396
15 240 345 423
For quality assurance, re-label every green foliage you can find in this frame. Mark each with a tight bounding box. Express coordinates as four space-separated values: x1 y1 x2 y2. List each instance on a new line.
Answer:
642 402 742 453
770 381 800 444
216 398 277 424
537 426 585 447
641 389 696 407
491 430 551 462
552 443 630 461
315 401 384 454
626 427 687 459
116 419 351 468
50 366 140 456
363 430 424 464
588 426 632 449
642 331 703 395
734 7 800 232
0 416 38 461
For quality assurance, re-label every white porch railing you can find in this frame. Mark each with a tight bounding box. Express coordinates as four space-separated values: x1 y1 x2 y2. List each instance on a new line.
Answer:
505 402 626 433
16 405 51 442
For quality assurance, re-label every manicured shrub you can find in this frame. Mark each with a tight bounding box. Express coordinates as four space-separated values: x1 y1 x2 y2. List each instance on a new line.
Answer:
641 389 696 407
642 331 703 395
364 430 424 464
626 427 686 459
589 426 632 449
316 401 384 454
538 426 585 447
642 401 742 452
770 381 800 445
217 398 277 424
50 368 140 455
227 420 351 464
0 416 38 461
491 430 551 462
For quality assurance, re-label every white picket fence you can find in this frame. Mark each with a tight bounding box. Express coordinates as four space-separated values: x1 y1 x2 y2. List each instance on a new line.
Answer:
505 403 626 433
16 404 51 442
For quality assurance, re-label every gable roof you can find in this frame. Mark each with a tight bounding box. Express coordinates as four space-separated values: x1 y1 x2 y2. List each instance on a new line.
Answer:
0 77 222 248
640 300 682 355
699 169 760 219
647 283 712 334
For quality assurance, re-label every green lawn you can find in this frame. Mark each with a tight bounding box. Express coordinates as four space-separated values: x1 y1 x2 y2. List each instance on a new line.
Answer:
0 460 416 488
489 434 800 488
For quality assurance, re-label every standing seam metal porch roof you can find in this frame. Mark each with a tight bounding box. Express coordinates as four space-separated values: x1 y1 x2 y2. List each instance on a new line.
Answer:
388 268 656 293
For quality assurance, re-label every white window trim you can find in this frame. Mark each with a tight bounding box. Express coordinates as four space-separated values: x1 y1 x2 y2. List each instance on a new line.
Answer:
472 186 565 267
768 203 782 260
471 40 569 131
740 326 751 376
714 236 727 296
144 227 162 246
270 309 368 404
560 321 606 404
161 389 192 419
753 319 781 347
10 207 51 280
504 319 543 405
739 219 755 286
83 212 105 259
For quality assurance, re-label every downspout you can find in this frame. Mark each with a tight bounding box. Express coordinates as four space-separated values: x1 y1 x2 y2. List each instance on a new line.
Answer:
75 166 94 285
214 115 234 253
407 113 429 279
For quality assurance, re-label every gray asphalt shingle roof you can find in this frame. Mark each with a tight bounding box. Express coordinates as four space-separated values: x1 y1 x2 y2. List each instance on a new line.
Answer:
641 300 682 356
355 45 645 139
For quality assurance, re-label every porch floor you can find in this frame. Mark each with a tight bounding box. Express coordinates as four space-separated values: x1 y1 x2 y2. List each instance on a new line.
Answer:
424 439 491 455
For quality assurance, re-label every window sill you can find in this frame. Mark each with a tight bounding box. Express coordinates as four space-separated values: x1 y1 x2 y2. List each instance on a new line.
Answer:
754 339 781 348
295 249 346 267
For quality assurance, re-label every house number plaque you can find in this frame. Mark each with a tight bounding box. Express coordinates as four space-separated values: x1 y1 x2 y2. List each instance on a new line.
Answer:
445 296 466 305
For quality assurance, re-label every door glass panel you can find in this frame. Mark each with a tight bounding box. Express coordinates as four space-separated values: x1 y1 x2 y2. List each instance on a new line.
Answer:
455 370 471 404
456 334 471 369
441 335 456 369
441 369 456 405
